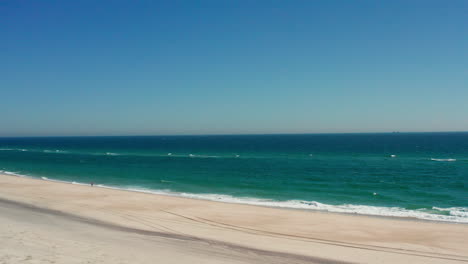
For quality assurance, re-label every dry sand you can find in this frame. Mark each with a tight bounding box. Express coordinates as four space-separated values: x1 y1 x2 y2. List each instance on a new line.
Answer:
0 174 467 263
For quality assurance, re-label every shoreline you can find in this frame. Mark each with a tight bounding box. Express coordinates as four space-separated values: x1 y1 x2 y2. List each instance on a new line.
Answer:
2 171 466 224
1 173 468 263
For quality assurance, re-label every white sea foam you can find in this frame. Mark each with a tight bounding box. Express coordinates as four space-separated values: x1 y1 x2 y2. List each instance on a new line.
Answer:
0 148 71 154
431 158 456 162
0 148 28 152
433 207 468 218
0 171 75 185
0 148 67 153
1 171 467 223
71 181 89 186
1 171 25 177
44 149 68 153
0 148 236 159
192 154 220 158
92 185 468 224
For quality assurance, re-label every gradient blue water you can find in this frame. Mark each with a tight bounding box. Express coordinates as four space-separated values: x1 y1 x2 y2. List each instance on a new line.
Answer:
0 133 467 222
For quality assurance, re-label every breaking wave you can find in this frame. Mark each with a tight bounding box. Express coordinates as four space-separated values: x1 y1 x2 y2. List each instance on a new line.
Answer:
1 171 467 223
430 158 457 162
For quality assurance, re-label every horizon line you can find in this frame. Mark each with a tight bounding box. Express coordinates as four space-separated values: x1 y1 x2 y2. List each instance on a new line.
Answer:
1 130 468 139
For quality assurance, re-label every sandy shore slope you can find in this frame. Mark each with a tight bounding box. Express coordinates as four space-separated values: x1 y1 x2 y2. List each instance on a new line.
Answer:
1 174 467 263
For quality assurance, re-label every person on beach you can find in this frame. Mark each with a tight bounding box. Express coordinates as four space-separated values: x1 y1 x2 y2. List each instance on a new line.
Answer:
90 182 94 186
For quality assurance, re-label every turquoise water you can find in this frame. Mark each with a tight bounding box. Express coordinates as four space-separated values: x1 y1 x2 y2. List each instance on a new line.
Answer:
0 133 467 222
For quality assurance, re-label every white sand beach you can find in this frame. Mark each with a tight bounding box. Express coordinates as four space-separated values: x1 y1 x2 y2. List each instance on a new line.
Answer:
1 174 467 264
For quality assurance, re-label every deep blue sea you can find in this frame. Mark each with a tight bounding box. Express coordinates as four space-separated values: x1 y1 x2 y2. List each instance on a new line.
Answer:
0 133 467 223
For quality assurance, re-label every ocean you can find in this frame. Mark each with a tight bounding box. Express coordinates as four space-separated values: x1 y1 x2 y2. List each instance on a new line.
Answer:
0 133 467 223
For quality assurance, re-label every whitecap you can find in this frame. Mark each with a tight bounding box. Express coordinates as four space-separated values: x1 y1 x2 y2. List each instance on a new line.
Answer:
187 154 220 158
431 158 456 162
44 149 67 153
0 148 28 152
161 180 174 183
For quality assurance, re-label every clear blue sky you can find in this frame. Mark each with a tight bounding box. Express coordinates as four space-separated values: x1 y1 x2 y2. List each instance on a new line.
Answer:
1 1 467 136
